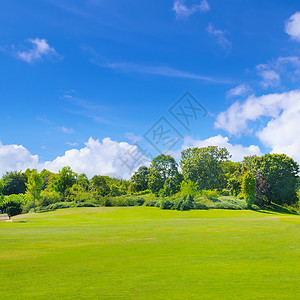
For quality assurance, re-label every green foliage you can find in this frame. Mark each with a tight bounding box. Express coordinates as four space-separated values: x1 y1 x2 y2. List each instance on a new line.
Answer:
143 199 159 207
40 190 63 207
130 166 149 193
0 194 27 214
201 189 219 200
159 177 180 197
46 202 75 210
220 189 230 196
40 169 54 190
100 196 145 207
180 146 231 191
110 184 122 196
242 171 256 208
0 179 4 196
243 154 299 205
160 195 195 211
90 175 111 197
25 170 43 212
148 154 182 195
180 180 199 196
77 173 89 190
54 167 77 199
2 171 27 195
159 198 173 209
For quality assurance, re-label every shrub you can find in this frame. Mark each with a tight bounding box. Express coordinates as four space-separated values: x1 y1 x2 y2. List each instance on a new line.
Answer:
180 180 199 197
46 202 75 210
194 202 208 210
5 206 22 216
144 200 159 207
201 189 219 200
76 202 97 207
220 189 230 196
160 198 173 209
40 190 62 207
0 194 26 214
100 196 145 207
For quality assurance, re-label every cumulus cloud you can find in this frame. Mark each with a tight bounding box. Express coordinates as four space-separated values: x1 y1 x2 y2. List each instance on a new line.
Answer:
16 38 59 63
0 142 39 173
0 138 150 179
206 24 232 50
173 0 210 19
285 11 300 41
215 90 300 162
182 135 262 162
226 84 252 98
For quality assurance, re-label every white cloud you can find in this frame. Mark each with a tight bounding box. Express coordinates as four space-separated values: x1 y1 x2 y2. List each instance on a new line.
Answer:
16 38 59 63
215 90 300 162
182 135 262 161
173 0 210 19
125 132 142 144
226 84 252 98
285 11 300 41
0 142 39 173
59 126 75 134
0 138 149 179
256 64 280 87
206 24 232 50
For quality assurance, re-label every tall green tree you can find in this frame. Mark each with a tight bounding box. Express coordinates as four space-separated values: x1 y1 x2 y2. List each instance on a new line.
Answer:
54 167 77 200
90 175 110 197
148 154 181 195
243 154 299 205
25 170 43 212
180 146 231 191
130 166 149 193
77 173 89 190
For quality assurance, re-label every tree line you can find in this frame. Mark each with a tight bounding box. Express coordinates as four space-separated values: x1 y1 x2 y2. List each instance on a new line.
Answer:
0 146 299 215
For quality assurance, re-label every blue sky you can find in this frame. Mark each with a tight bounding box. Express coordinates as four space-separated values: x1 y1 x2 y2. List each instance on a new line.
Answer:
1 0 300 178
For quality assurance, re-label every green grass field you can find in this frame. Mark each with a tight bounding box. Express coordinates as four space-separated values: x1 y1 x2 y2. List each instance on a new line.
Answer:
0 207 299 299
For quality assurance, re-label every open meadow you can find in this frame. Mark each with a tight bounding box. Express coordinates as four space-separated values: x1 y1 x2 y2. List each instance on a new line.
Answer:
0 207 299 299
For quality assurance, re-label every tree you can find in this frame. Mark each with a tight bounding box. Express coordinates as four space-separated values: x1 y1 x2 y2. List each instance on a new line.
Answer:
0 179 3 197
244 154 299 205
2 171 28 195
130 166 149 193
148 154 181 195
90 175 110 197
77 173 89 190
242 171 256 208
55 167 77 200
180 146 231 191
40 169 54 190
25 170 43 212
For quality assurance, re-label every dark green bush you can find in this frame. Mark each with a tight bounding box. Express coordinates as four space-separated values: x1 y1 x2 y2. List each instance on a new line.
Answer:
76 202 98 207
5 206 22 216
160 198 173 209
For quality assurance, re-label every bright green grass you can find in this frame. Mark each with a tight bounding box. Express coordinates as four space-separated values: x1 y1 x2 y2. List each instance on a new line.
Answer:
0 207 299 299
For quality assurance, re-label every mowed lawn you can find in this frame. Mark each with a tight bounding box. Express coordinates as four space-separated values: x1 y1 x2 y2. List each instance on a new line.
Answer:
0 207 299 299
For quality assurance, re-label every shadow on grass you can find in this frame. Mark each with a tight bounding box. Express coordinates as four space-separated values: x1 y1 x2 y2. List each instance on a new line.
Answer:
254 204 299 215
